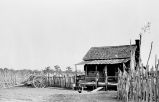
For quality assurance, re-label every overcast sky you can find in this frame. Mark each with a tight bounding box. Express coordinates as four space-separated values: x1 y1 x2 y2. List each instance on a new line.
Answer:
0 0 159 70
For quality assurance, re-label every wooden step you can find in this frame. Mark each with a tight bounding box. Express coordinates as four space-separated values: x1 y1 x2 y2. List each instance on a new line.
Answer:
91 87 103 92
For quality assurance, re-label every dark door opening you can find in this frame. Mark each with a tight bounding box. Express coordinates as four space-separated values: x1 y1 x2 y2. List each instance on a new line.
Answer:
107 64 118 83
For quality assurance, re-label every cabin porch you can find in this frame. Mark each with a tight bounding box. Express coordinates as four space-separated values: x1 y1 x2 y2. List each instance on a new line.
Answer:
79 64 123 90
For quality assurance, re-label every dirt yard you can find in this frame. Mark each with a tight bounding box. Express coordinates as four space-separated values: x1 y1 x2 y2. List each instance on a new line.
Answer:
0 86 121 102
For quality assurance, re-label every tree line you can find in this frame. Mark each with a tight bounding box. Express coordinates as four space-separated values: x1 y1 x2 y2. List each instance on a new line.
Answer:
0 65 83 77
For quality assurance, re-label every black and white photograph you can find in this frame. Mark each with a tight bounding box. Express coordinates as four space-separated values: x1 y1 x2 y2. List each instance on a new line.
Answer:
0 0 159 102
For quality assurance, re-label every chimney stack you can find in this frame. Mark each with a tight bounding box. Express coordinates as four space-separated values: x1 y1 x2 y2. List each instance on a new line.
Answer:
135 39 140 66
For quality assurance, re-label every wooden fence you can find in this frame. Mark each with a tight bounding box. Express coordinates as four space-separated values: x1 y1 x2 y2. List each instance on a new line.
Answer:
117 61 159 102
47 76 76 89
0 70 30 88
0 68 76 89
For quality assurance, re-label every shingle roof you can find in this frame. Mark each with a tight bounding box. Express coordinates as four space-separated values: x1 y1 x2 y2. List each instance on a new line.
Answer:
83 44 137 61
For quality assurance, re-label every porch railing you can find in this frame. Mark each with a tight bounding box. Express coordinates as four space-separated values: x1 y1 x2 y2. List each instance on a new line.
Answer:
85 76 105 82
84 76 118 83
107 76 118 83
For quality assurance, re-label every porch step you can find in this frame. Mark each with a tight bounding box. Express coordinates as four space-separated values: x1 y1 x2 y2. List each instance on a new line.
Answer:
91 87 103 92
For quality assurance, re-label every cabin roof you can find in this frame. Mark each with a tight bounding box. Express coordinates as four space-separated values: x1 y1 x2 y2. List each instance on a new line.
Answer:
83 44 137 61
76 58 130 65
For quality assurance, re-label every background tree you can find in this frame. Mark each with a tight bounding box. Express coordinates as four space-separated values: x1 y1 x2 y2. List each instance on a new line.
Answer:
66 66 73 76
32 69 41 75
54 65 62 76
66 66 72 72
43 66 51 74
43 66 51 86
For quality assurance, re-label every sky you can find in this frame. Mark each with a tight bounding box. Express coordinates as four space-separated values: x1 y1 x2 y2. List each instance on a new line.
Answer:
0 0 159 70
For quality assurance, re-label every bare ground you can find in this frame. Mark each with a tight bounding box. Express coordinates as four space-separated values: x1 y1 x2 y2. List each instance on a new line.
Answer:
0 86 121 102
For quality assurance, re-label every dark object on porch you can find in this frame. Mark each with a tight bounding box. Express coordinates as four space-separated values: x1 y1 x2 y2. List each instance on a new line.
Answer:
76 39 140 91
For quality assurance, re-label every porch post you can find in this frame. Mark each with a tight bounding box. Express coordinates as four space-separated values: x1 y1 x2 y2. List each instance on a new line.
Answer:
75 64 77 87
96 65 97 72
85 65 87 76
104 65 108 91
95 65 98 88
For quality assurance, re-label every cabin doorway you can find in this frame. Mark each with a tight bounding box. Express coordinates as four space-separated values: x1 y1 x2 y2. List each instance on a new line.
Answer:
107 64 118 76
107 64 118 83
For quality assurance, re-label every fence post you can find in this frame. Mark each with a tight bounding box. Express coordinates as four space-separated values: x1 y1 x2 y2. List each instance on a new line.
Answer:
156 60 159 102
157 61 159 102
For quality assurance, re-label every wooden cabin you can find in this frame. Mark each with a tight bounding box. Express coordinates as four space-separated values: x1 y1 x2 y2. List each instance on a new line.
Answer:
76 40 140 90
